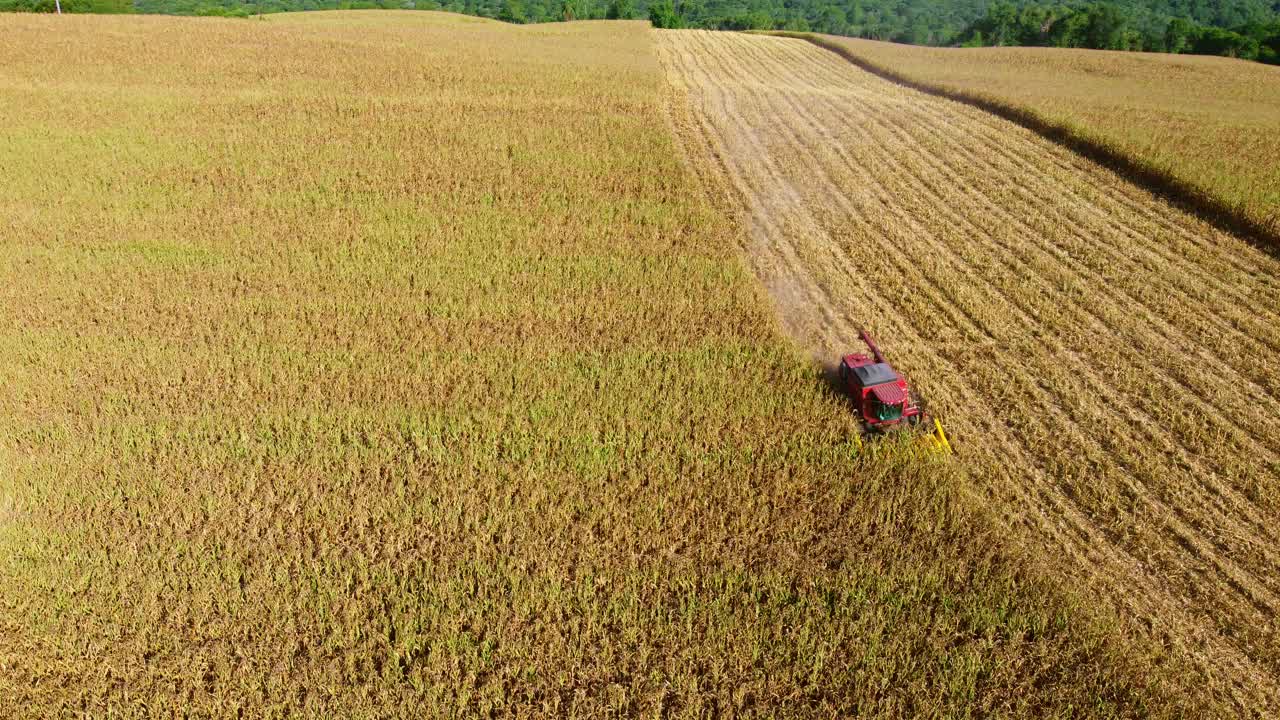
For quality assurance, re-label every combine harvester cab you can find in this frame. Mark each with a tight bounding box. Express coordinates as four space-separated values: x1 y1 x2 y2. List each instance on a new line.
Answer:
838 329 952 456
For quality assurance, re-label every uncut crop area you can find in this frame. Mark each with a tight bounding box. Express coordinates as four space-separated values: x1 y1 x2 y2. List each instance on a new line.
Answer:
660 29 1280 714
1 13 871 715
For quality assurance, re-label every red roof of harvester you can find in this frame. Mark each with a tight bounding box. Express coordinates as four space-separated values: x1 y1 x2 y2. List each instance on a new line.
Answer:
870 382 907 405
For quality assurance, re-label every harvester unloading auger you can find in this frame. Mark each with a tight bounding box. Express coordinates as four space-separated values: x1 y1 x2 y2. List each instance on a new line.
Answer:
837 329 952 455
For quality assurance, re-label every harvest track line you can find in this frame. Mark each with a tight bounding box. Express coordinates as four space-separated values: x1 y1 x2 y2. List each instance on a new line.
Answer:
770 32 1280 253
658 29 1280 715
729 31 1280 619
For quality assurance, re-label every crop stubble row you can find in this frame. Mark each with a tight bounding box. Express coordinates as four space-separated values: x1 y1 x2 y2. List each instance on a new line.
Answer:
659 29 1280 714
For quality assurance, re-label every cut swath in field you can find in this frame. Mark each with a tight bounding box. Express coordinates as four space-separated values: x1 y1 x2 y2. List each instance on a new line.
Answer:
659 29 1280 716
779 34 1280 243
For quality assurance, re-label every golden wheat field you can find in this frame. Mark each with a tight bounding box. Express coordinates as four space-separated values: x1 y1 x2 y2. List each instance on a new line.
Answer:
659 29 1280 716
784 33 1280 240
0 11 1214 717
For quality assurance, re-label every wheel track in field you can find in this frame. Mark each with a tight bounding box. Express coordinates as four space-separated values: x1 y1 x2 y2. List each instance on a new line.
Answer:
676 30 856 355
711 32 1280 556
658 29 1280 714
838 43 1280 305
752 30 1280 686
788 47 1280 416
749 43 1280 707
695 32 1268 557
687 30 1258 624
725 33 1280 586
728 33 1280 689
846 86 1280 486
667 35 1271 681
663 31 846 355
686 37 1280 702
778 57 1280 571
805 49 1280 364
737 34 1280 635
751 37 1280 425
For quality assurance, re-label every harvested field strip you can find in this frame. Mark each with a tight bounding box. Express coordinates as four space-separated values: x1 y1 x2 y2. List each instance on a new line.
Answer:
773 33 1280 245
659 29 1280 715
737 30 1280 671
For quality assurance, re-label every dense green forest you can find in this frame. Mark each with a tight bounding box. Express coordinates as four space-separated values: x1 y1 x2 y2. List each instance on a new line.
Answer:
954 1 1280 61
3 0 1278 63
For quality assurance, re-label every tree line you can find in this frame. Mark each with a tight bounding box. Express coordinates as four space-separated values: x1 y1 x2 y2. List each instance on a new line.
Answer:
3 0 1277 65
957 2 1279 62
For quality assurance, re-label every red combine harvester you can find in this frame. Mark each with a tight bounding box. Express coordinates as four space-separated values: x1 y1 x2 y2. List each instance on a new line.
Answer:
837 329 951 454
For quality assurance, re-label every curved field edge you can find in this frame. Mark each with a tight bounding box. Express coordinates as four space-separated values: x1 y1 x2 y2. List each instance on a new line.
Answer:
767 31 1280 252
0 12 1202 717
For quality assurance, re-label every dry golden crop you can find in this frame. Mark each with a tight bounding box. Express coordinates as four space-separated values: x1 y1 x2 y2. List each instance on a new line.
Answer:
774 33 1280 241
0 11 1205 717
659 29 1280 716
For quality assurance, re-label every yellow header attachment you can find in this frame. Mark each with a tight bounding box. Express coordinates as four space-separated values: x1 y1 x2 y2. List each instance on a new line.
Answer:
925 418 953 455
853 417 953 457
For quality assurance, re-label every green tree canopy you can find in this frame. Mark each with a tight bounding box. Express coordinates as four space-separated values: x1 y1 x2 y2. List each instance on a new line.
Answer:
497 0 524 21
605 0 632 18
